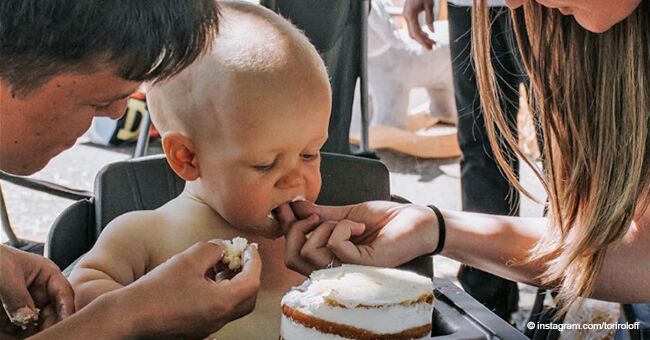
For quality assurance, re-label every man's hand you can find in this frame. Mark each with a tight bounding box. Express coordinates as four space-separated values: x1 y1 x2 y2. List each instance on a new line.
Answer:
403 0 436 49
0 244 74 337
277 201 439 276
121 240 261 339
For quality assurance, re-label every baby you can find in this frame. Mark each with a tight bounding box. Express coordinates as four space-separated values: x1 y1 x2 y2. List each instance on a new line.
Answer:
69 1 331 339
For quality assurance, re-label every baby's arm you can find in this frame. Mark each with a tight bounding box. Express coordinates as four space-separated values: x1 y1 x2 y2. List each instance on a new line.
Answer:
69 212 153 309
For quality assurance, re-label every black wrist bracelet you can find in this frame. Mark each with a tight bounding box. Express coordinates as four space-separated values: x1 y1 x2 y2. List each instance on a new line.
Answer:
427 205 446 255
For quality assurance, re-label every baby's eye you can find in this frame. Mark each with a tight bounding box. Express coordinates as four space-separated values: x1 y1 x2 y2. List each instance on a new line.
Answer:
301 153 319 161
253 160 277 172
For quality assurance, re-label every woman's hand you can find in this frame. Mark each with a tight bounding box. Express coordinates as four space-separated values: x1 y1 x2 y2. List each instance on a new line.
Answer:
276 200 439 276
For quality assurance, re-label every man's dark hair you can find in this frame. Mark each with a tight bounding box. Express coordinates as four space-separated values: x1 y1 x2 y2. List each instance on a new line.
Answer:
0 0 219 95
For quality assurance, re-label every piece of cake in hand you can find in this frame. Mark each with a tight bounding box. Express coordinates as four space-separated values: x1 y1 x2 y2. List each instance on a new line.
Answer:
7 306 40 330
222 237 249 271
281 264 434 340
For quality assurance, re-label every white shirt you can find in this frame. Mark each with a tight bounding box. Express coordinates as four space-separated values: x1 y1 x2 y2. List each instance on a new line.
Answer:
447 0 506 7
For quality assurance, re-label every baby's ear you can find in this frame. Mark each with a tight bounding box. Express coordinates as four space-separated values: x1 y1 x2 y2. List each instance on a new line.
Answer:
161 132 200 181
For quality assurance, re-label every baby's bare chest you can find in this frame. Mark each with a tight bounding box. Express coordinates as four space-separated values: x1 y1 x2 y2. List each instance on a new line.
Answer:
148 225 304 288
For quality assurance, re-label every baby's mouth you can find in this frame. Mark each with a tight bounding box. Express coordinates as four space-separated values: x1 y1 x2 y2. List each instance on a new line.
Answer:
268 195 306 223
291 195 306 202
269 196 306 215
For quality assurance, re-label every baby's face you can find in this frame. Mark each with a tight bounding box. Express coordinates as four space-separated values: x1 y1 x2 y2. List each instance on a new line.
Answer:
195 70 331 237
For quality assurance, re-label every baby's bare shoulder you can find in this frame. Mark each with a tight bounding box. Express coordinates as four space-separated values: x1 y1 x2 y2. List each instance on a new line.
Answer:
102 209 171 240
71 210 170 285
95 209 186 261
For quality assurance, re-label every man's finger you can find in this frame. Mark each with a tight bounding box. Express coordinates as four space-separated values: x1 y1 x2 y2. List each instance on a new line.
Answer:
424 0 435 33
407 20 431 49
25 260 73 320
403 6 434 49
184 240 226 273
38 304 58 330
414 27 435 49
224 245 262 299
46 270 75 319
0 276 37 324
29 283 49 310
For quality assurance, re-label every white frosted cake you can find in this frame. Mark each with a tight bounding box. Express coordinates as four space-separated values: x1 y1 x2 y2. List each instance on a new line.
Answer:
280 264 434 340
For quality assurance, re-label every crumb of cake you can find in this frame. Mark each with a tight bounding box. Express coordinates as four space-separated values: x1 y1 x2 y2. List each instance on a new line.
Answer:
222 237 248 271
7 305 40 329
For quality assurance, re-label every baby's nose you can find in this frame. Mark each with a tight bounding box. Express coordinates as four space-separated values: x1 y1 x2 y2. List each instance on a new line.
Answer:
277 167 306 189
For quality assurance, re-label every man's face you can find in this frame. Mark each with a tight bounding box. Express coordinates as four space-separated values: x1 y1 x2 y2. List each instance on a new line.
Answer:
0 69 141 175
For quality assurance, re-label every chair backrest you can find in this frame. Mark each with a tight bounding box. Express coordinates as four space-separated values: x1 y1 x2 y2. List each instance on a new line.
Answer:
48 152 390 269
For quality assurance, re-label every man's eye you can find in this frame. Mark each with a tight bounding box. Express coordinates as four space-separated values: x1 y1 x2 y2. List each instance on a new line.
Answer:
253 160 277 172
91 102 112 111
301 153 319 161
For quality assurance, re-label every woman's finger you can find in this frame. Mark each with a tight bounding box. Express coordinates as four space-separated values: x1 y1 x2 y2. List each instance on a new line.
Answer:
326 220 369 264
275 203 297 235
301 221 338 269
284 214 320 275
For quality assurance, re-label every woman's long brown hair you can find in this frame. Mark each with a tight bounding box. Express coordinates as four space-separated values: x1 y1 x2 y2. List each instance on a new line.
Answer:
472 1 650 312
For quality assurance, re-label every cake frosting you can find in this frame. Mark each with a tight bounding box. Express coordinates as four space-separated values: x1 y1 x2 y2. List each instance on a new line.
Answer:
280 264 434 340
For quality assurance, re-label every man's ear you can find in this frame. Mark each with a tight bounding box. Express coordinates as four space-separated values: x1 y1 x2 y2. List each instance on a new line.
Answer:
161 132 200 181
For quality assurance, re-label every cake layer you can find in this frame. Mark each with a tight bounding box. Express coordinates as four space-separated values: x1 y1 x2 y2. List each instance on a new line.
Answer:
281 306 432 340
281 316 348 340
282 289 432 334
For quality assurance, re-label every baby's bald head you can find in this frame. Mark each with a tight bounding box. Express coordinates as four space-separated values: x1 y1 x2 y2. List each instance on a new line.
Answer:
146 1 332 234
147 1 330 143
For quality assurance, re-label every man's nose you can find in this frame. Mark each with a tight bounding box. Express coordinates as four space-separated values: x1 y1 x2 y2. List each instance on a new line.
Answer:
110 98 130 119
107 107 125 120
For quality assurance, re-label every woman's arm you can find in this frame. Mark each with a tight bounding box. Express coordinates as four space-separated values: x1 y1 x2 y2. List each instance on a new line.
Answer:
592 212 650 302
444 206 650 302
441 210 548 286
280 200 650 303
